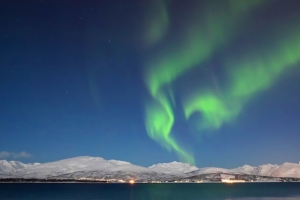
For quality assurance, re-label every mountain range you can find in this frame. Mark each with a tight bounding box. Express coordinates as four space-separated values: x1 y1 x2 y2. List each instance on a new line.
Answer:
1 156 300 181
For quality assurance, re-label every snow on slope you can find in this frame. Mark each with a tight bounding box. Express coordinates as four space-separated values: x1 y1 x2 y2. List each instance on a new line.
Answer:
26 163 41 167
8 161 27 170
149 161 198 174
231 162 300 178
0 160 15 174
2 156 300 179
186 167 235 176
15 156 150 179
231 164 279 176
0 160 30 174
270 162 300 178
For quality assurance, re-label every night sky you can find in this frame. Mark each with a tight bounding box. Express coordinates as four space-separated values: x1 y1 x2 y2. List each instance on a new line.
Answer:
1 0 300 168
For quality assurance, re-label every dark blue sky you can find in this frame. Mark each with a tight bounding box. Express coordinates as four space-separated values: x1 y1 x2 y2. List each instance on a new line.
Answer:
1 0 300 168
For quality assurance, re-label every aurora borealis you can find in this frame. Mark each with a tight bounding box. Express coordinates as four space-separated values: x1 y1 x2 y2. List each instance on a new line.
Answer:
143 0 300 164
1 0 300 167
143 0 270 164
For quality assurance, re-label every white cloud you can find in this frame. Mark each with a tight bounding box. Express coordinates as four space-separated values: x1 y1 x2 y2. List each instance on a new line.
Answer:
0 151 11 158
12 151 32 158
0 151 32 159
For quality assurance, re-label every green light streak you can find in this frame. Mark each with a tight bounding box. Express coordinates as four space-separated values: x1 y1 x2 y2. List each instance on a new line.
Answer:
230 32 300 99
145 94 194 164
146 0 266 97
184 28 300 131
144 1 266 163
184 92 241 131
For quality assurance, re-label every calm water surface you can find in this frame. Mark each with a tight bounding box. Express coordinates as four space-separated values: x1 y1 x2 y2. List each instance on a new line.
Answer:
0 183 300 200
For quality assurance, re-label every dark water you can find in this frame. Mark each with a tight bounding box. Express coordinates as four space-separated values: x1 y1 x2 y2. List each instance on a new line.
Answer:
0 183 300 200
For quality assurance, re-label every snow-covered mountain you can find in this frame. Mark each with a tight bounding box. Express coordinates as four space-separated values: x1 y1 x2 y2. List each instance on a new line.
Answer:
14 156 153 179
269 162 300 178
1 156 300 180
186 167 235 176
149 161 198 174
231 162 300 178
12 157 190 181
231 164 279 176
0 160 31 174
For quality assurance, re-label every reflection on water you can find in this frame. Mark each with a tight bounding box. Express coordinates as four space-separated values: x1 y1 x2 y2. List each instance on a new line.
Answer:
0 183 300 200
226 198 300 200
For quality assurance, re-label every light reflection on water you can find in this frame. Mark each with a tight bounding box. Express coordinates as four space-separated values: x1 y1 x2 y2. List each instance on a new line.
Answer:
1 183 300 199
226 198 300 200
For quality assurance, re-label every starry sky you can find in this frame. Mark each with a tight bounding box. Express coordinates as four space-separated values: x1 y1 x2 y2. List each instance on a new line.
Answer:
1 0 300 168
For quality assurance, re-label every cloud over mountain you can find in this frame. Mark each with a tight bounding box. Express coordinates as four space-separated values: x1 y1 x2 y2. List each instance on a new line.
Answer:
0 151 32 159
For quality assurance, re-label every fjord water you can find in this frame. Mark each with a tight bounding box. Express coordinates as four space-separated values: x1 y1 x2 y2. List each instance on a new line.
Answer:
0 183 300 200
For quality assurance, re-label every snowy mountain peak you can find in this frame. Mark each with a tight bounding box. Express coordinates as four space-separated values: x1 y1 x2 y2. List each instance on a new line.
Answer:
9 161 27 169
107 159 131 165
2 157 300 179
12 156 150 179
0 160 10 165
0 160 31 174
241 165 254 169
0 160 12 173
269 162 300 178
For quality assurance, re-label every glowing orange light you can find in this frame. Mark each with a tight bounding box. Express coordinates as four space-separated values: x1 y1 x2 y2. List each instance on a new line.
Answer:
129 180 135 184
221 179 245 183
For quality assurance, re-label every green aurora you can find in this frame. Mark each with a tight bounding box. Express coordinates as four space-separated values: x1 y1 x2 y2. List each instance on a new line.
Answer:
184 27 300 131
143 0 299 164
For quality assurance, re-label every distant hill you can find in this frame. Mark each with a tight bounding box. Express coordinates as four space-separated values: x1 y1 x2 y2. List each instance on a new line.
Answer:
1 156 300 182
